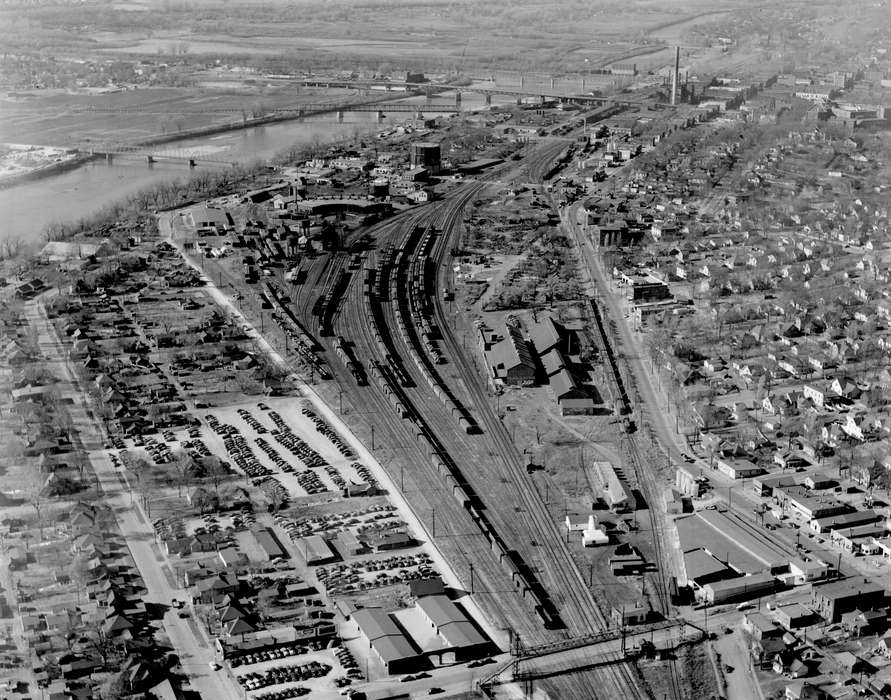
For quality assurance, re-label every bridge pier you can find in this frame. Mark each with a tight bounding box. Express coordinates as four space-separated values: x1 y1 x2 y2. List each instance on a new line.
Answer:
188 159 196 168
484 93 492 106
105 153 113 164
337 110 344 123
146 155 155 166
455 91 461 108
550 77 556 90
580 77 586 92
520 74 525 88
425 87 434 100
376 110 385 123
415 110 424 120
517 97 523 106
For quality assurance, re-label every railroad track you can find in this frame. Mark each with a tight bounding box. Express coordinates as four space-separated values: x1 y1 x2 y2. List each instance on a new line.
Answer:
284 181 660 696
425 188 657 697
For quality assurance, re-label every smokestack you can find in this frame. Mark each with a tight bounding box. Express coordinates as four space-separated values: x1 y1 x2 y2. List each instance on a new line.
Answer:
671 46 680 106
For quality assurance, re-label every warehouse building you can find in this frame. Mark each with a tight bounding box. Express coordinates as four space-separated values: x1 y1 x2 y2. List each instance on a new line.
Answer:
352 608 424 675
810 509 882 534
683 548 738 588
484 325 536 386
415 595 491 662
698 572 779 605
550 369 597 415
588 461 633 512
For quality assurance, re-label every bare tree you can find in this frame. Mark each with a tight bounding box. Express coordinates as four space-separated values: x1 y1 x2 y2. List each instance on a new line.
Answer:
172 449 195 497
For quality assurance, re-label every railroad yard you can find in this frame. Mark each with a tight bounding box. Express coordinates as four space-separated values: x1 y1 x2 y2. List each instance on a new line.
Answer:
4 3 891 699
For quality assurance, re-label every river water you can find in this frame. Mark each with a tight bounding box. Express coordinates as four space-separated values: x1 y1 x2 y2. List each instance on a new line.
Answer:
0 89 503 246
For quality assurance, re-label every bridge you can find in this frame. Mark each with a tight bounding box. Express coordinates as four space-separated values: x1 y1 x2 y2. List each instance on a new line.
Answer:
295 77 645 107
75 101 463 117
80 143 237 169
477 618 705 694
74 99 464 168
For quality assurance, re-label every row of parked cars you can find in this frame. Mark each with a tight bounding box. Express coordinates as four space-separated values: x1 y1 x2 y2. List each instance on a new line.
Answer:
302 407 355 459
236 661 331 691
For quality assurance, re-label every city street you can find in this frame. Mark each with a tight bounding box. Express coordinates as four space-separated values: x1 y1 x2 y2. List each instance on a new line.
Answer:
26 296 243 700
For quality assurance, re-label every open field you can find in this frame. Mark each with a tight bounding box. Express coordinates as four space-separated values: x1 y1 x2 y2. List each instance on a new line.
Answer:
0 0 744 73
0 85 359 146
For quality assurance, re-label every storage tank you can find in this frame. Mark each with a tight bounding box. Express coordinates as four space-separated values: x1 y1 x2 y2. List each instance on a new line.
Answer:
410 141 442 174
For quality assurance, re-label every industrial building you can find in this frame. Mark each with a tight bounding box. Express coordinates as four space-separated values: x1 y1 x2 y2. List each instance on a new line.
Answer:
352 608 423 675
698 572 779 605
588 461 633 512
549 369 597 415
480 325 536 386
409 142 442 174
683 548 738 588
415 595 491 662
675 464 709 497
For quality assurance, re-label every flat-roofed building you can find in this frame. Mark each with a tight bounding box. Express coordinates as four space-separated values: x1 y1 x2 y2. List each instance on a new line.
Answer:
775 485 852 522
683 548 737 588
743 611 783 641
810 579 886 623
716 458 764 480
775 602 813 630
830 524 888 553
352 608 423 674
811 509 881 534
699 572 779 605
752 473 796 497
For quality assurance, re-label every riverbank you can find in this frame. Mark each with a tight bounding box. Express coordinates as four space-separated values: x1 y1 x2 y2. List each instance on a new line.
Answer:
0 91 419 191
0 147 90 191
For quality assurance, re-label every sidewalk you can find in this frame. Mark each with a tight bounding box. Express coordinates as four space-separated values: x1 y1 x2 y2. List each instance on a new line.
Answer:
27 296 242 700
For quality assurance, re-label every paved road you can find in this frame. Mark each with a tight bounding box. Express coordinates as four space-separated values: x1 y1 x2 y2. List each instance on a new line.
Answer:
26 296 242 700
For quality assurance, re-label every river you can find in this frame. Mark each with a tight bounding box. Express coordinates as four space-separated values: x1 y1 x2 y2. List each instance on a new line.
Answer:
0 89 506 246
